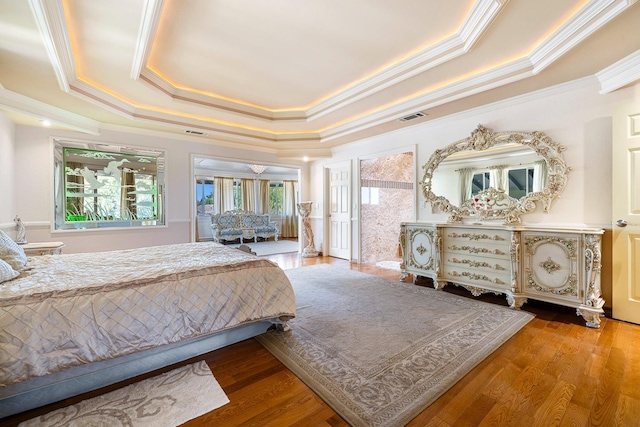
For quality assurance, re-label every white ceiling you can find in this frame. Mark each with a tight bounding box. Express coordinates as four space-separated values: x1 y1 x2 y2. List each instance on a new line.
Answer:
195 157 299 178
1 0 639 160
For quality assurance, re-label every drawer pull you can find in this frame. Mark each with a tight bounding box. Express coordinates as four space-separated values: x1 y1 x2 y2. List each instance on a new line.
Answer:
448 232 505 241
448 270 505 285
448 245 506 255
449 258 506 270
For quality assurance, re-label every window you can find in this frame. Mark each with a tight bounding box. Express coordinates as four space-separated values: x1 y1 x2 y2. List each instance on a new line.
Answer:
361 187 380 205
471 171 490 196
269 182 284 215
233 179 242 210
54 139 165 230
196 178 214 215
507 167 535 199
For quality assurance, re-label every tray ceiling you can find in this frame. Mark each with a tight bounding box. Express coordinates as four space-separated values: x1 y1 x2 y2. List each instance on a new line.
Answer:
0 0 639 159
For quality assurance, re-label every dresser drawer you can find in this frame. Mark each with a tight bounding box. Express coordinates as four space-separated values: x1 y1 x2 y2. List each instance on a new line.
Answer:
443 228 510 259
442 227 512 290
442 261 511 289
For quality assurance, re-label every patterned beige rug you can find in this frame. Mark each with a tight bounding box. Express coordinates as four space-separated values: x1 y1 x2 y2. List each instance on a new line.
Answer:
257 264 534 427
19 361 228 427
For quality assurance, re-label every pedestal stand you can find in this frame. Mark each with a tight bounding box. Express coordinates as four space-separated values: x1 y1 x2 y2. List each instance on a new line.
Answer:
297 201 318 258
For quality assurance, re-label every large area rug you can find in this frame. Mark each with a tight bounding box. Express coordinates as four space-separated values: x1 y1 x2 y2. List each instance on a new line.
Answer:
19 361 228 427
230 239 299 256
256 264 534 427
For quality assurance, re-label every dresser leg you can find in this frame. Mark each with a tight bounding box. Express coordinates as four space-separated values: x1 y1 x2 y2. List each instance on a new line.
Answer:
576 307 603 328
506 294 527 309
433 279 447 290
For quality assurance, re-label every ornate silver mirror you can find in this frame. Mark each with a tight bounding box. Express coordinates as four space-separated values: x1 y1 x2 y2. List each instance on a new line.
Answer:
422 125 569 224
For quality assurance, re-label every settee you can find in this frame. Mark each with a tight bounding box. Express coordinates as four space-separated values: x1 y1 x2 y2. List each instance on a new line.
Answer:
212 209 279 243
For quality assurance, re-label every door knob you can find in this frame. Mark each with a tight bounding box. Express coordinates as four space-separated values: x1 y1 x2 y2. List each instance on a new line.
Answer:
616 219 628 227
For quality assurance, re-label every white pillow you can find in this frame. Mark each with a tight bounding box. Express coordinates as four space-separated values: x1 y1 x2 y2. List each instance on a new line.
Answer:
0 258 19 283
0 230 28 270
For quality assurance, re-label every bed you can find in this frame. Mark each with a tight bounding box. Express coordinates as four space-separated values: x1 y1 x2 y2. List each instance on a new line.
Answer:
0 241 296 418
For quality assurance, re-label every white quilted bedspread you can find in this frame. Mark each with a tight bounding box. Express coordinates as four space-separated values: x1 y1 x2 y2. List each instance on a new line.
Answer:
0 242 296 387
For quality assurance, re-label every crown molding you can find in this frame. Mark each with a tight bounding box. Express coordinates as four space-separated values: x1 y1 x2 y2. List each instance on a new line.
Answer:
0 84 100 135
25 0 638 148
28 0 76 92
306 0 508 121
67 80 319 144
275 148 332 160
100 122 280 154
596 49 640 94
322 0 636 142
131 0 165 80
131 0 508 121
138 69 307 121
321 58 533 142
529 0 635 74
330 76 599 156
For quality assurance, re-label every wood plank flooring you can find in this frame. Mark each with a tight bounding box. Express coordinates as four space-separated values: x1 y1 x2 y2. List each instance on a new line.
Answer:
4 253 640 426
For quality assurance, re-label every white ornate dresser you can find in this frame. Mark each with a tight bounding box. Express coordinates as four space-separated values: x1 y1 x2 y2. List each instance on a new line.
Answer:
399 223 604 328
407 125 605 328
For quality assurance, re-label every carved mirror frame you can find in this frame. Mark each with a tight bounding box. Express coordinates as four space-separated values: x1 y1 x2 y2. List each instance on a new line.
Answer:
421 125 570 224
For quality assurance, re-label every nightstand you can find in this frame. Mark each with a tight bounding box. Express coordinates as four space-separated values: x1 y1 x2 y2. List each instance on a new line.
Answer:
21 242 65 256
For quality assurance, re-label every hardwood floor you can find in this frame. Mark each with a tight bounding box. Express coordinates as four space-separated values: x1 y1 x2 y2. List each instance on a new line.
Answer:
4 253 640 426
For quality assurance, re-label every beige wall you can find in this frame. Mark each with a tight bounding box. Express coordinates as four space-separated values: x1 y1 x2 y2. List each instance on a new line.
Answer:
0 113 15 224
2 125 307 253
2 78 636 310
310 79 640 310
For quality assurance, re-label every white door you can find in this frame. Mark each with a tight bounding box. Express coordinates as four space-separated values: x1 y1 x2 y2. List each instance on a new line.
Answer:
612 101 640 324
328 165 351 259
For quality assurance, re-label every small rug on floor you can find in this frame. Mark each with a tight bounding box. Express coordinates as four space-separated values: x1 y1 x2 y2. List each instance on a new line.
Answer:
230 239 299 256
375 260 401 271
256 264 534 427
19 361 228 427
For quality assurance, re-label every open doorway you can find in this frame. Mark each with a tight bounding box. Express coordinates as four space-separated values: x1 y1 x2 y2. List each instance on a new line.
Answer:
359 151 415 270
192 157 301 254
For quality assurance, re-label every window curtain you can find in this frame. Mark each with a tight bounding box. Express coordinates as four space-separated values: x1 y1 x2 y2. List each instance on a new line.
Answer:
241 178 256 212
490 165 507 192
281 180 299 238
459 168 473 205
215 177 235 214
259 179 270 214
121 171 137 219
533 160 548 192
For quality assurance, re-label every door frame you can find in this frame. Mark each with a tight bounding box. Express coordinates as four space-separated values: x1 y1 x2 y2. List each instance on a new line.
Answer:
356 146 418 264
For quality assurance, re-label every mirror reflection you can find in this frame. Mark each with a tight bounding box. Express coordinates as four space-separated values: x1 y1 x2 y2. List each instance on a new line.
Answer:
422 125 569 224
431 144 547 207
53 139 165 230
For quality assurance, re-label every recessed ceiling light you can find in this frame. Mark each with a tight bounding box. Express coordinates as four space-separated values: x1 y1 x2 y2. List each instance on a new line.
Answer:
303 156 309 162
40 120 51 127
